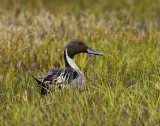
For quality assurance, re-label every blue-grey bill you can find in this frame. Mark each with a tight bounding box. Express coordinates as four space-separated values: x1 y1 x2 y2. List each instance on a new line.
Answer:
87 48 103 56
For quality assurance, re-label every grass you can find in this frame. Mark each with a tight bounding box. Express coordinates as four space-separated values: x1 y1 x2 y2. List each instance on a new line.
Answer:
0 0 160 126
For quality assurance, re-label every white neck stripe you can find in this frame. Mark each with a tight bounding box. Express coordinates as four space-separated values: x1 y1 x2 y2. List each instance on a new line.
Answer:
65 48 80 70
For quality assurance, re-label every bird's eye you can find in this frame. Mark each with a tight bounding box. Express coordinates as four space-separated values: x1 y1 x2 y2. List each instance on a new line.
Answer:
78 42 82 45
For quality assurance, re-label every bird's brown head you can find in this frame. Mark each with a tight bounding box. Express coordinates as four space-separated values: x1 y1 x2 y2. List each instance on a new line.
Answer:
65 39 103 58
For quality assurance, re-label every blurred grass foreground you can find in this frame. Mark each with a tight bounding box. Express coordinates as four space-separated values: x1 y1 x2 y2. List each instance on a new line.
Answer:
0 0 160 126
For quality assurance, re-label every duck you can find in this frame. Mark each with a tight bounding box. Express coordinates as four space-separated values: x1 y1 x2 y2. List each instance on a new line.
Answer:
32 39 103 95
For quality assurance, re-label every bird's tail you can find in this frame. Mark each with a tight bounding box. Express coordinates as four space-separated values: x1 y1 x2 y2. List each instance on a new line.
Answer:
32 75 42 86
32 75 48 95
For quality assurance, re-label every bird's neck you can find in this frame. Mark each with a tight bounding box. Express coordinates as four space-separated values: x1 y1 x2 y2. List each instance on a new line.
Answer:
64 48 80 70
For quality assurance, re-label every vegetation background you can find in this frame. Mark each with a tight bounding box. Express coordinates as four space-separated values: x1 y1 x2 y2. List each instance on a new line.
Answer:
0 0 160 125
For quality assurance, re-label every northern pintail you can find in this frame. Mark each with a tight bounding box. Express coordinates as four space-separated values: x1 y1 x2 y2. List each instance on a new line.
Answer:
32 39 103 95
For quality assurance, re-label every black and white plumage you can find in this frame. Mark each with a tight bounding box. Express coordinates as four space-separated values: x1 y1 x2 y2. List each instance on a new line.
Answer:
32 39 103 95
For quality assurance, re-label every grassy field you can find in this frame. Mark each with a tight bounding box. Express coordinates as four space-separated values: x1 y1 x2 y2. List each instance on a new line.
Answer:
0 0 160 125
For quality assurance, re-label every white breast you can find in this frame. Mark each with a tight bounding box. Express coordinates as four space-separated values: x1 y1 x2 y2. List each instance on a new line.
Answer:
65 48 80 70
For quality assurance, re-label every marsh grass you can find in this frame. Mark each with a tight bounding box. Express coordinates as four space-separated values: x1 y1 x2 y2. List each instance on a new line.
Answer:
0 1 160 126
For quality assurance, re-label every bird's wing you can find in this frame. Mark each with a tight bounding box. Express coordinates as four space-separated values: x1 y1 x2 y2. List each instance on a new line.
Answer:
42 68 63 84
33 68 79 86
43 68 78 85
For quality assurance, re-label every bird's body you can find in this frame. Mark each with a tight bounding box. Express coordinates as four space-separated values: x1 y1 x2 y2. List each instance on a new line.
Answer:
33 39 103 95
